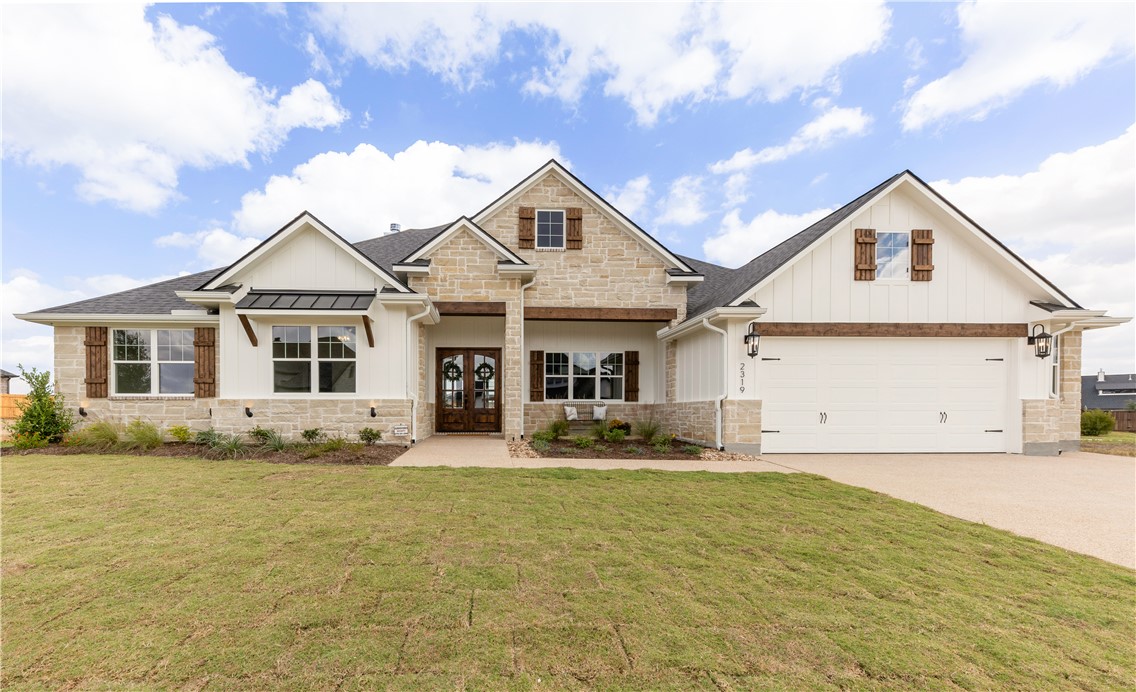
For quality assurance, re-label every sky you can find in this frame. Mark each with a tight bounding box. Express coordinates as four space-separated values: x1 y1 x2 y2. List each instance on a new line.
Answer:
2 1 1134 394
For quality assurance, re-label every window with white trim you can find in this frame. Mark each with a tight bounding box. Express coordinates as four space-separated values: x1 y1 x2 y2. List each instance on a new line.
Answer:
272 326 357 394
544 351 623 400
876 232 910 280
112 329 194 395
1049 335 1060 397
536 210 565 249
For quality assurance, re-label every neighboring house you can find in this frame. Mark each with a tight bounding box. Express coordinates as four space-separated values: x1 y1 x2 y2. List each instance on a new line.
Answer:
1082 371 1136 411
0 369 15 395
16 162 1130 455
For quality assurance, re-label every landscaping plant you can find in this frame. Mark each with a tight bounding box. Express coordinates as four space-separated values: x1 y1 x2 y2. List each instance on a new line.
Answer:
1081 409 1115 436
194 428 221 446
683 444 703 456
123 420 163 451
572 435 594 449
301 428 326 444
11 432 49 450
78 421 123 449
603 428 626 443
547 420 569 439
249 426 275 444
531 429 555 444
261 429 291 452
590 421 608 440
167 425 192 443
208 433 247 460
607 418 631 434
633 418 661 442
6 365 75 443
358 427 382 445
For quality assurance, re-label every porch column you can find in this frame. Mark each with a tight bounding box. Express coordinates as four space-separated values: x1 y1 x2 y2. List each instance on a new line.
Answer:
504 288 523 440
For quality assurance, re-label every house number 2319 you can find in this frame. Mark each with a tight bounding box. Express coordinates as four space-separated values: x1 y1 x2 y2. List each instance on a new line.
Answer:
738 362 745 394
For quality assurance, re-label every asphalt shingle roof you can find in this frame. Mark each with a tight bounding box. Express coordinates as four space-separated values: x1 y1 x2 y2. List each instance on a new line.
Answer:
28 269 221 315
1081 374 1136 410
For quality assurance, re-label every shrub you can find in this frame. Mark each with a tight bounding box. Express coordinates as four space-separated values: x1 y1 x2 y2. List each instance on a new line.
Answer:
532 439 551 453
194 428 221 446
547 420 570 439
531 429 555 443
301 428 326 444
167 425 192 443
626 445 644 455
1126 400 1136 412
80 421 123 449
683 444 703 456
12 432 49 450
123 420 163 450
603 428 626 443
572 435 594 449
590 421 608 440
633 419 661 442
608 418 631 434
1081 409 1115 437
261 429 291 452
323 436 349 452
6 365 75 443
249 426 275 444
358 427 382 445
652 435 673 454
209 433 246 460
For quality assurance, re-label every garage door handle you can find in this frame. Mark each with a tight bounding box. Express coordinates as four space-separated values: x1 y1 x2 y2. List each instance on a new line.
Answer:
819 412 828 424
985 429 1003 433
761 357 780 361
762 430 780 433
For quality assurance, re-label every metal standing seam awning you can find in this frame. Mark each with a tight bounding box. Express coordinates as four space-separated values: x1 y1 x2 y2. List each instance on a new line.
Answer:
234 290 379 347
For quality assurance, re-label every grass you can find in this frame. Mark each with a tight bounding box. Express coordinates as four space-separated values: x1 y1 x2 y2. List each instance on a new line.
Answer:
1081 430 1136 457
3 455 1134 690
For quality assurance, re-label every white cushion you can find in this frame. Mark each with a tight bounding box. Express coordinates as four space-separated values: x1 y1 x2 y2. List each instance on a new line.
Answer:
564 405 578 421
592 404 607 420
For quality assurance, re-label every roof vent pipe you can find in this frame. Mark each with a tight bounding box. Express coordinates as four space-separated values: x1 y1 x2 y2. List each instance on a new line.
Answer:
390 223 401 233
1098 369 1106 382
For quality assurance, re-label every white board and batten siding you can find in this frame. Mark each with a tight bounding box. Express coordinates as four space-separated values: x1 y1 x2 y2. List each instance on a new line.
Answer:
236 226 389 291
525 321 663 403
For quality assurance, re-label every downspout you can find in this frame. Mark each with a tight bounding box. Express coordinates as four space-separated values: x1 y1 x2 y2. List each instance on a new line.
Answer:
518 276 537 439
406 303 433 444
701 318 728 451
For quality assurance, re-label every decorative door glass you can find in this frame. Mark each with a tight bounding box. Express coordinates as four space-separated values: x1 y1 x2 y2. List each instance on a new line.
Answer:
441 354 464 410
473 353 496 410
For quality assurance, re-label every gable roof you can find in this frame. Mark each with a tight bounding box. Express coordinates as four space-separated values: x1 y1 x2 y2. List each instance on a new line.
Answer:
401 217 528 265
353 224 450 271
472 159 696 273
26 269 221 315
199 211 410 293
1081 373 1136 410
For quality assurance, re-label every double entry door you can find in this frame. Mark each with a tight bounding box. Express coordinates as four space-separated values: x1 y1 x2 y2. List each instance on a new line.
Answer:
436 348 501 432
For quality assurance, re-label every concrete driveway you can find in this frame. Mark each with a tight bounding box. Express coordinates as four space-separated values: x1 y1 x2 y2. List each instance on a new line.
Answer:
761 451 1136 569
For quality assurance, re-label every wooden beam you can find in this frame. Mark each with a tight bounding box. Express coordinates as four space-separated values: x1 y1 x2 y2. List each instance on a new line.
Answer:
237 314 258 347
362 315 375 348
754 322 1028 338
524 307 678 322
434 301 507 316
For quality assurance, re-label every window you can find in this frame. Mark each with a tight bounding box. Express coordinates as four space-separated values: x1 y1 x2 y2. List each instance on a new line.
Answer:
536 210 565 249
112 329 194 395
876 232 910 280
544 351 623 400
272 326 357 394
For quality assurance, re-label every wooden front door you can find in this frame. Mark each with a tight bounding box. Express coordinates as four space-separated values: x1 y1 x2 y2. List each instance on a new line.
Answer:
436 348 502 432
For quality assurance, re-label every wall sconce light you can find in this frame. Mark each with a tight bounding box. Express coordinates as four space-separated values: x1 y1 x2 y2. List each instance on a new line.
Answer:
1027 324 1053 359
79 400 89 417
244 405 254 418
744 322 761 358
369 404 377 418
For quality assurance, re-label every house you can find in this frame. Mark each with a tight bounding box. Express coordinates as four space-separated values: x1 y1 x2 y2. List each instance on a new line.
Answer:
16 162 1130 455
0 369 16 395
1082 371 1136 411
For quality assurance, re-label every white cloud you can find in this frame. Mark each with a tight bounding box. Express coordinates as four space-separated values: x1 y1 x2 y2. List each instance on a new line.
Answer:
311 2 891 126
155 229 261 268
1 4 349 213
656 176 709 226
232 139 563 240
724 173 749 207
605 175 653 220
702 207 834 268
1 270 179 391
932 126 1135 373
710 106 872 173
902 1 1135 131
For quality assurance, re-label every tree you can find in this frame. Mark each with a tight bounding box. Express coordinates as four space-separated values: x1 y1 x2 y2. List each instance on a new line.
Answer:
7 365 75 442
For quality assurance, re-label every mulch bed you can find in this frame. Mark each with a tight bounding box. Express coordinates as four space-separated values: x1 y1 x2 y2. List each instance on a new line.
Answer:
7 442 408 466
510 437 708 460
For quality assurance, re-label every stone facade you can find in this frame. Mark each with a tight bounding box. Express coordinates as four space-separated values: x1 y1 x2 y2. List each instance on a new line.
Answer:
478 174 688 326
722 399 762 454
662 400 718 448
1022 330 1083 455
524 402 661 437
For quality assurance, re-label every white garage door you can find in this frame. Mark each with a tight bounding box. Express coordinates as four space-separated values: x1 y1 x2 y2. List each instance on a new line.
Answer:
757 338 1011 453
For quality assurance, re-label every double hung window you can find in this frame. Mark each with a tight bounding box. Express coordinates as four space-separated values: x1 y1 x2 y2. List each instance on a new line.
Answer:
875 232 910 280
544 351 623 400
112 329 194 395
536 210 565 249
272 326 357 394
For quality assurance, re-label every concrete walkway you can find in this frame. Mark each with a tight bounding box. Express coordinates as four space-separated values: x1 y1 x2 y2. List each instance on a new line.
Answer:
765 451 1136 569
391 435 790 473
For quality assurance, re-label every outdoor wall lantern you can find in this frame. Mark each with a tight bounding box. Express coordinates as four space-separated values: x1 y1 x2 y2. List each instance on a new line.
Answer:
1028 324 1053 359
369 405 377 418
745 322 761 358
244 404 254 418
78 400 89 417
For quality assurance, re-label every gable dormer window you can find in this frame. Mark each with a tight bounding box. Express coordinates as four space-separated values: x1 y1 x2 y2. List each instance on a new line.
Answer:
536 210 565 249
876 232 910 280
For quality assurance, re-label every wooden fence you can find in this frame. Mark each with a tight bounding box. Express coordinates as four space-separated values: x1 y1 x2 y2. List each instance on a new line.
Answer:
1 394 27 420
1110 410 1136 433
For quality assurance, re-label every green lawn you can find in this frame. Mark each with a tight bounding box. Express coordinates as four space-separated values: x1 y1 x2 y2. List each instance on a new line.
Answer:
1082 431 1136 457
3 456 1133 690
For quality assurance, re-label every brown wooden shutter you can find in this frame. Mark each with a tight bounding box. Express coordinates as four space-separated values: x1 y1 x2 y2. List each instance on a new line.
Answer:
193 327 217 398
911 229 934 281
529 350 544 402
854 228 877 281
566 207 583 250
624 350 639 402
84 327 108 399
518 206 535 249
